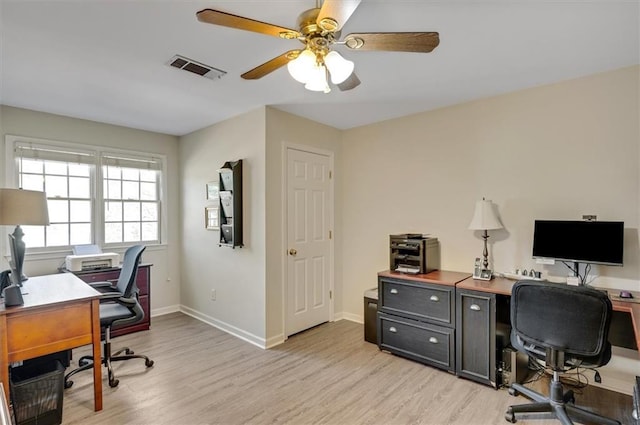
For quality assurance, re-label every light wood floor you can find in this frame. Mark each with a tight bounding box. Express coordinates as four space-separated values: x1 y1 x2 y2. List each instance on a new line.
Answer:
63 313 635 425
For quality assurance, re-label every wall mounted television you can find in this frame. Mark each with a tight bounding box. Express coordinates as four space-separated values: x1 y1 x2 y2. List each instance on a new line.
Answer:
532 220 624 266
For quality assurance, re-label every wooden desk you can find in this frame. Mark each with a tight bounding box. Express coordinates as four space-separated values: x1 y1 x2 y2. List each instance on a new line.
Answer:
457 277 640 352
0 273 103 411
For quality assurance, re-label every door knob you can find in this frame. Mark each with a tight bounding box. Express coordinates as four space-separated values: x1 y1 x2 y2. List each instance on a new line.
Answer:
289 248 297 256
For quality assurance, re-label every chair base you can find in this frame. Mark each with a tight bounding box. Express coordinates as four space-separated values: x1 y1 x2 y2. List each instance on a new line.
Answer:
505 378 621 425
64 340 154 389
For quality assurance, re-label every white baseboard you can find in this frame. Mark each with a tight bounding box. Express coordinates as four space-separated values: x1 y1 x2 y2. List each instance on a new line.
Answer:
150 305 180 317
265 334 285 348
179 305 267 349
339 311 363 324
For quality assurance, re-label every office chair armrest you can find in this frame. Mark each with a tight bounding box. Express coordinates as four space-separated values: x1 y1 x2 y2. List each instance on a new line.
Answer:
89 281 116 292
99 291 122 302
113 296 137 309
98 292 137 309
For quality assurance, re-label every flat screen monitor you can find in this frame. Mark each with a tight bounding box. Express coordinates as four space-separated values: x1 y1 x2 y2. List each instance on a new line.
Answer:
532 220 624 266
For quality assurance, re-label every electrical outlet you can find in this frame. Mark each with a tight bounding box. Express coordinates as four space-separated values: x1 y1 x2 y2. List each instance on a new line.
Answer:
210 289 216 301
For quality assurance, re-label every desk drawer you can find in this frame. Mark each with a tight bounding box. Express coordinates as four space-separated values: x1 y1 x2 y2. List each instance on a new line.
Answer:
378 312 454 371
379 278 454 326
78 270 119 285
7 303 93 362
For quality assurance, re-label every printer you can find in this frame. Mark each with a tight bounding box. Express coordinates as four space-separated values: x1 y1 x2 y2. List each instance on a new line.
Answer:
65 252 119 271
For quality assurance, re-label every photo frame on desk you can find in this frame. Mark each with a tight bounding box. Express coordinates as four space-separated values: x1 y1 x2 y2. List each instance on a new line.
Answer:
205 207 219 230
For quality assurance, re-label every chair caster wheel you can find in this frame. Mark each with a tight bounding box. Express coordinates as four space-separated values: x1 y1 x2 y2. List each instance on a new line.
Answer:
145 359 154 367
508 387 519 397
126 349 134 355
109 379 119 388
505 408 517 423
79 359 90 367
64 380 74 389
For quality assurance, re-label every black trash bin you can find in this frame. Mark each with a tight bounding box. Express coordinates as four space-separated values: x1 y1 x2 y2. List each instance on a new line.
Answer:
364 287 378 344
10 360 64 425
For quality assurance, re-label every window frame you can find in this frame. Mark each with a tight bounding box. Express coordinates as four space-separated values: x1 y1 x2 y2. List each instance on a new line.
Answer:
99 159 162 247
5 135 168 255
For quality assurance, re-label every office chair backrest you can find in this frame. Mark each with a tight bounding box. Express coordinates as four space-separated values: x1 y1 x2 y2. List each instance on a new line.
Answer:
116 245 146 297
511 280 612 357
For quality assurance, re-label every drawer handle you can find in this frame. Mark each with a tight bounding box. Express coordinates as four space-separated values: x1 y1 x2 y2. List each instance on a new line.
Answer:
390 288 398 294
389 326 397 333
429 337 438 344
470 304 481 311
430 295 439 302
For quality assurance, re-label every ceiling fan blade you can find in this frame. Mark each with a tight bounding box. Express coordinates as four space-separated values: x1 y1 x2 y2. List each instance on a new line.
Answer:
337 72 361 91
344 32 440 53
336 72 360 91
197 9 301 39
317 0 362 32
241 50 301 80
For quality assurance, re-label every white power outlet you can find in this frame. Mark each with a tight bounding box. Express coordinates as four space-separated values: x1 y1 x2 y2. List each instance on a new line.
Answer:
210 289 216 301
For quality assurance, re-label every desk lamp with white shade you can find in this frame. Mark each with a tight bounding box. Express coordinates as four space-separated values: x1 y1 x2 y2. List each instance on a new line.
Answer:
468 198 503 280
0 188 50 290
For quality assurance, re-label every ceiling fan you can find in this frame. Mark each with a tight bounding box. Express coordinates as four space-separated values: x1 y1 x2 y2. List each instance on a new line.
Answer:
196 0 440 93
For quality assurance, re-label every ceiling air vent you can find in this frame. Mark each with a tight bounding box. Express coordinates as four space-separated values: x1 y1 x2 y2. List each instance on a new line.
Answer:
167 55 226 80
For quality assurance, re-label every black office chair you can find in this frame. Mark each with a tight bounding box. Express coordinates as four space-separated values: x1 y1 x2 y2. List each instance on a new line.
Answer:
64 245 154 389
505 280 620 425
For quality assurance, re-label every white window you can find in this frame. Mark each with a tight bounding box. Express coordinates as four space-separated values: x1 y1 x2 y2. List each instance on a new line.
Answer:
8 138 164 251
101 153 162 245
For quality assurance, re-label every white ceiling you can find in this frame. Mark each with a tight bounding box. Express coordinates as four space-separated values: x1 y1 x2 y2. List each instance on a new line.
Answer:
1 0 638 136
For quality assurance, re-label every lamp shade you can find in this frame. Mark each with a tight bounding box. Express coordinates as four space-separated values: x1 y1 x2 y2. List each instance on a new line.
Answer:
324 51 354 84
304 64 331 93
468 199 503 230
0 188 50 226
287 49 316 84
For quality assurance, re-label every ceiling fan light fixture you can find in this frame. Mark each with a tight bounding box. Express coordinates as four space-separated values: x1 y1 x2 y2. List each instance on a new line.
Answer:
324 51 354 84
287 49 316 83
304 64 331 93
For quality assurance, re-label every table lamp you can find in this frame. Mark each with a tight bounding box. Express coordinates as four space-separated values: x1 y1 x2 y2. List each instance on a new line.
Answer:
0 188 50 288
468 198 503 275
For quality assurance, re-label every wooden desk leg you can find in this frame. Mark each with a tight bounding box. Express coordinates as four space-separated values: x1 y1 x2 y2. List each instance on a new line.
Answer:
90 299 103 411
0 316 8 403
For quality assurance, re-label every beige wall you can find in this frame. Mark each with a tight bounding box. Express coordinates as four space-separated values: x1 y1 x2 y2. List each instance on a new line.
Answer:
341 65 640 320
178 107 268 344
264 107 343 344
0 105 181 313
2 66 638 385
340 66 640 393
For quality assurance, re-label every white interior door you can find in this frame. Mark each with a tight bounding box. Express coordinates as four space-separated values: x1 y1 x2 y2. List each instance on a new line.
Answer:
285 147 332 337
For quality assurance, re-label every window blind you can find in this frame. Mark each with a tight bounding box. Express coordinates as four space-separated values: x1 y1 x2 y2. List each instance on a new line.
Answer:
14 141 96 165
101 152 162 171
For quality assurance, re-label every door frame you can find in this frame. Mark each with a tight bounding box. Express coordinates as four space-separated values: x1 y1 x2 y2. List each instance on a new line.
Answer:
281 142 335 338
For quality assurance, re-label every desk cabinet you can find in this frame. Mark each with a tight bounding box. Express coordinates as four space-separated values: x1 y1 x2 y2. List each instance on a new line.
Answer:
456 289 497 387
68 264 151 338
377 271 470 373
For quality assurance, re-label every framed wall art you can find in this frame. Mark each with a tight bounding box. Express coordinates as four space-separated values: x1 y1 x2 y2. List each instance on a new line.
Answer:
205 206 219 230
206 181 219 201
